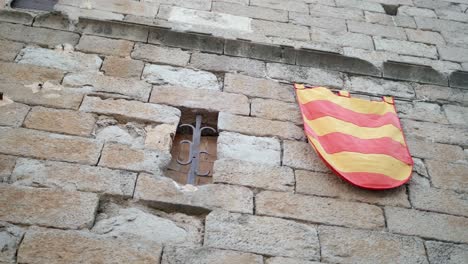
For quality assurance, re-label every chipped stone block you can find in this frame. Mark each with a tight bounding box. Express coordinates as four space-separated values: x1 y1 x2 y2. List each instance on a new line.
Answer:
256 191 385 229
24 106 96 136
80 96 181 124
76 18 149 42
0 154 15 182
190 52 266 78
163 246 263 264
143 64 221 91
364 12 416 28
0 127 103 165
101 56 145 79
386 207 468 243
383 61 448 86
345 76 415 98
425 160 468 192
217 132 281 166
409 184 468 217
0 39 23 61
0 62 64 84
134 174 253 214
33 12 71 31
319 226 428 264
0 9 34 25
414 84 467 105
17 47 102 73
266 63 343 87
213 159 294 191
282 140 330 173
132 43 190 67
61 0 158 17
204 210 320 260
398 5 437 18
17 228 162 263
295 170 410 207
0 221 24 263
218 112 304 140
450 70 468 89
99 143 171 174
76 35 134 57
0 23 80 47
0 185 98 229
94 120 145 148
150 86 249 115
224 73 295 102
11 158 137 197
425 241 468 264
145 123 177 153
148 28 224 54
63 73 151 101
0 102 29 127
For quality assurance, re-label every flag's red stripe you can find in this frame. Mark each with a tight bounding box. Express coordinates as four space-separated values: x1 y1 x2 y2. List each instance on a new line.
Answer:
304 124 413 164
300 100 401 129
334 171 410 190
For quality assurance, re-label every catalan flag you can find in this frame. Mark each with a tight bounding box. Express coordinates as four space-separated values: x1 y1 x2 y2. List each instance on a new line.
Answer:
295 84 413 190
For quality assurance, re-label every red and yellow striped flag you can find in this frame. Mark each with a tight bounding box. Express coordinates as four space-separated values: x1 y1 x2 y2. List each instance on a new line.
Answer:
295 84 413 190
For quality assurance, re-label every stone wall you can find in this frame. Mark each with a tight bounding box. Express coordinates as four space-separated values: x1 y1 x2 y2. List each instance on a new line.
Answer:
0 5 467 264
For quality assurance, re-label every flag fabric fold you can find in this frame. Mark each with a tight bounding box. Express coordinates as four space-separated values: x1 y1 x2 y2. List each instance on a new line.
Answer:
295 84 413 190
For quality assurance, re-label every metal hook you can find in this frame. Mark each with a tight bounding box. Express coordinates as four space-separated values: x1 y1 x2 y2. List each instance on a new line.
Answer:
195 151 211 176
176 140 193 165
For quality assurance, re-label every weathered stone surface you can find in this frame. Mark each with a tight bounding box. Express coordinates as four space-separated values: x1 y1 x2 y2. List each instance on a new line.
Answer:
409 184 468 217
24 106 96 136
0 221 24 264
190 53 266 77
63 73 151 101
405 29 445 46
309 4 364 20
218 112 304 140
345 76 415 98
256 191 385 229
443 104 467 125
11 158 137 197
267 63 343 87
213 159 294 191
364 12 416 28
414 84 468 105
76 35 134 57
0 185 98 229
145 123 177 153
407 137 464 162
425 160 468 192
439 46 468 63
0 9 34 25
162 246 263 264
402 119 468 146
348 21 406 39
0 22 80 47
374 37 438 59
224 73 295 102
319 226 428 264
0 62 64 84
143 64 221 90
310 28 373 50
62 0 158 17
99 143 171 174
425 241 468 264
336 0 384 12
77 18 150 42
252 19 309 41
54 4 125 21
290 11 346 31
17 228 163 263
296 170 410 207
17 47 102 72
101 56 145 78
0 102 29 127
0 154 16 182
134 174 253 214
396 101 447 124
251 98 302 124
213 1 287 22
80 96 181 124
132 43 190 67
217 132 281 166
0 39 23 61
282 140 330 173
150 86 249 115
450 70 468 90
266 257 320 264
0 127 102 164
399 5 436 17
250 0 308 13
386 207 468 243
224 39 294 64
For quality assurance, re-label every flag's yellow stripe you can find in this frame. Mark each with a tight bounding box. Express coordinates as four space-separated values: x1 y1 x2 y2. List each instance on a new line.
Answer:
297 87 395 115
304 116 406 145
308 136 412 181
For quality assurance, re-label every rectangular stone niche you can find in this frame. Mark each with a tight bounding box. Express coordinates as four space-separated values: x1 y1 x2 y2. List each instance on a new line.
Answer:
166 111 218 185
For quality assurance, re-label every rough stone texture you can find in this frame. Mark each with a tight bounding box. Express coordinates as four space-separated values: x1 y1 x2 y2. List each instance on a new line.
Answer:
0 22 80 47
439 46 468 63
396 101 448 124
134 173 253 214
17 47 102 73
99 143 171 174
223 73 295 102
409 184 468 217
425 241 468 264
145 123 177 153
0 62 64 84
213 159 294 191
405 29 445 46
252 19 310 41
76 18 150 42
345 76 415 98
143 64 221 90
256 191 385 229
63 73 151 101
80 96 181 124
0 127 103 165
443 104 468 125
24 106 96 136
0 102 29 127
374 37 438 59
385 207 468 243
251 98 302 124
162 246 263 264
310 28 373 50
76 35 134 57
213 1 287 22
217 132 281 166
414 84 468 105
11 158 137 197
401 119 468 146
150 86 249 115
0 185 98 229
132 43 190 66
282 140 330 173
204 210 320 260
190 52 266 78
407 138 465 162
101 56 145 78
267 63 343 87
0 154 16 182
319 226 428 264
425 160 468 192
348 21 406 40
266 257 320 264
296 170 410 207
0 9 34 25
218 112 304 140
0 221 24 264
17 228 163 263
0 39 23 61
